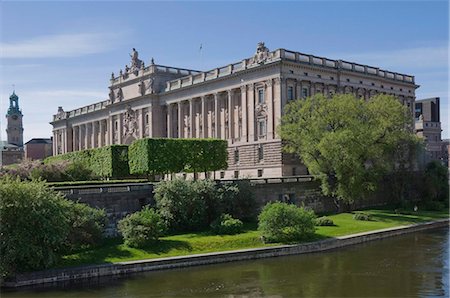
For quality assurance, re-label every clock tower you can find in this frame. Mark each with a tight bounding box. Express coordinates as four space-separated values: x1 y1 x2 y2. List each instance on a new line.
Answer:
6 91 24 148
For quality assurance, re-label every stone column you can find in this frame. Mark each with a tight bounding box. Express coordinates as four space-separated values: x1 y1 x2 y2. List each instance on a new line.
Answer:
240 86 248 142
177 102 182 138
189 99 193 138
227 90 233 141
214 93 219 138
99 120 105 147
248 84 255 141
273 78 282 138
62 129 67 153
118 114 123 144
84 123 89 149
72 126 77 151
108 117 114 145
139 109 144 139
266 79 274 140
201 96 206 138
167 104 172 138
92 122 97 148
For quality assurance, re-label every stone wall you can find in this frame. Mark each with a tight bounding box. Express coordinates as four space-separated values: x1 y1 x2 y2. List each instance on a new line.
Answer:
54 177 389 236
55 183 154 236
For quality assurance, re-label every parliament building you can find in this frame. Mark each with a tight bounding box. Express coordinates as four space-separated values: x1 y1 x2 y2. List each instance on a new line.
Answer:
51 43 418 178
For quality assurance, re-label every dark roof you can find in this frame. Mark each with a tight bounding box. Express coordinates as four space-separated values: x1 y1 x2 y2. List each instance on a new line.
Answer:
25 138 52 145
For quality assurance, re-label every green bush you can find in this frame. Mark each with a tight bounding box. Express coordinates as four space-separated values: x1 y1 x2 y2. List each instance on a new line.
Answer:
0 177 72 277
210 214 243 235
128 138 228 177
118 207 167 248
353 212 372 221
218 180 256 222
420 200 445 211
314 216 335 226
64 203 107 252
258 202 316 243
423 161 449 205
45 145 129 179
154 179 217 232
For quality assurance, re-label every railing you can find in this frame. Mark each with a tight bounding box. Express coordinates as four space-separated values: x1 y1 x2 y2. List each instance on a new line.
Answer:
53 182 153 195
53 99 110 122
164 48 415 93
219 175 315 184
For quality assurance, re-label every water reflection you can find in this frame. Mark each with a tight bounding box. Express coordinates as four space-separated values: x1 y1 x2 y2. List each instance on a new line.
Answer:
3 228 448 298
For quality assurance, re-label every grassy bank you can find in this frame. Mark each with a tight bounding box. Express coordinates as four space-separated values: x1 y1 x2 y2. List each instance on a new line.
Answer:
59 208 449 268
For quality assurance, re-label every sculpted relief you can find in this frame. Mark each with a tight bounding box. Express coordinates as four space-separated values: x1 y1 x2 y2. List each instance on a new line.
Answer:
123 106 138 142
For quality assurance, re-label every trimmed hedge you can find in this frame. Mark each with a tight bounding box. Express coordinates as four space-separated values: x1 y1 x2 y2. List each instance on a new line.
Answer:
129 138 228 176
45 145 129 179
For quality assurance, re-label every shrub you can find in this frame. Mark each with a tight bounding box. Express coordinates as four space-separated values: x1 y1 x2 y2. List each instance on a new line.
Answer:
128 138 228 177
420 200 445 211
218 180 256 222
63 203 107 252
314 216 335 226
353 212 372 221
0 177 72 277
258 202 316 243
211 214 243 235
118 207 167 248
423 161 449 205
154 179 216 232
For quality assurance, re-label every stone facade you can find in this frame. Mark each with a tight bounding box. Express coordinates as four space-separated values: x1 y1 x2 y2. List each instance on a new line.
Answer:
415 97 443 162
51 43 418 178
24 138 53 160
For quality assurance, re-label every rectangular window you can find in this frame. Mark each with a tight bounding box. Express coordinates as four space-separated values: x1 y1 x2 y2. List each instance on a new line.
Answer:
257 169 263 177
302 87 309 98
287 86 294 101
258 145 264 161
220 171 225 179
234 148 239 164
234 171 239 179
258 120 266 138
292 167 297 176
258 88 265 104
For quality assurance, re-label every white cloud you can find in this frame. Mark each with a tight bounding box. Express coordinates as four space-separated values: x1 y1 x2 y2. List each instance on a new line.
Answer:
334 45 448 71
1 32 123 58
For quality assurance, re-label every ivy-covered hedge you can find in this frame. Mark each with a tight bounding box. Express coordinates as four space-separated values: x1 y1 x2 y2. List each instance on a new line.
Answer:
129 138 227 176
45 145 129 179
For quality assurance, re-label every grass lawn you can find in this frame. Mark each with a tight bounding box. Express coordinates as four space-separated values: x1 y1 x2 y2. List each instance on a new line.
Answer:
59 208 449 268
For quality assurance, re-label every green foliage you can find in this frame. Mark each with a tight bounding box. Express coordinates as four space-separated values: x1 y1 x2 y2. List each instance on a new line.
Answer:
210 214 244 235
217 180 256 222
45 145 129 179
0 177 107 277
258 202 316 243
353 212 372 221
420 200 445 211
423 161 449 204
64 203 107 252
278 94 419 203
0 177 72 277
128 138 227 177
118 207 167 248
154 179 217 232
314 216 335 226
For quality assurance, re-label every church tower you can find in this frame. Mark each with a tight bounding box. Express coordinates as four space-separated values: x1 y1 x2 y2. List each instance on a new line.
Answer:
6 91 24 147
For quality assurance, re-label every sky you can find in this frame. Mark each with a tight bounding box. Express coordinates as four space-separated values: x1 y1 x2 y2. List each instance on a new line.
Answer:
0 1 448 142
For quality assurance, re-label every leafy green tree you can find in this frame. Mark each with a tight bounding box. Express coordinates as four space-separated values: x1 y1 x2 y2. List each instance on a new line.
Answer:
278 94 419 202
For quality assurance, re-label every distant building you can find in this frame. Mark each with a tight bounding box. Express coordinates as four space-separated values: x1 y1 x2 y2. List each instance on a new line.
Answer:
415 97 442 162
1 91 24 166
25 138 53 160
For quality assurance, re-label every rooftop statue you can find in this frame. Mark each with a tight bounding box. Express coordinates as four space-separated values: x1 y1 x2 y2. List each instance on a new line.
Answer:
130 48 143 72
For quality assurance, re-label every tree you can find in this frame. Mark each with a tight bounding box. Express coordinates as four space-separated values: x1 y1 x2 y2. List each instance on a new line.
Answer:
278 94 419 203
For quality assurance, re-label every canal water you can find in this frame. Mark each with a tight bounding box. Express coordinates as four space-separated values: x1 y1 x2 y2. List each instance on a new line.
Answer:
2 228 449 298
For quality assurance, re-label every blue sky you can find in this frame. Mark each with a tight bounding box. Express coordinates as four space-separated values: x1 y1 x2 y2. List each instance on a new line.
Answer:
1 1 448 142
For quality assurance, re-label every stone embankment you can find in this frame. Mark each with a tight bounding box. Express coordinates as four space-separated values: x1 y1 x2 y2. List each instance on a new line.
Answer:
3 218 448 288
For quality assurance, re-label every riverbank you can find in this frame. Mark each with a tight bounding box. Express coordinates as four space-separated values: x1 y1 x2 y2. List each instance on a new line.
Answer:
2 209 448 288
